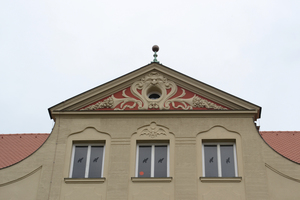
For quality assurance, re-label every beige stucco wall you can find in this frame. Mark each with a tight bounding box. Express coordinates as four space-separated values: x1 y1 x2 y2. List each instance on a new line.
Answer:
0 167 41 200
0 113 299 200
266 165 300 200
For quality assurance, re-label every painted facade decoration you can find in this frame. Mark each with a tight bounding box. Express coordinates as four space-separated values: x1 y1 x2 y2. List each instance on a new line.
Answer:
80 72 228 111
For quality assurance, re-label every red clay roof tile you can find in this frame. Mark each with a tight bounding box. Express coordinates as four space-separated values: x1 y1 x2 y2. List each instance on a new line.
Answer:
260 131 300 164
0 133 49 169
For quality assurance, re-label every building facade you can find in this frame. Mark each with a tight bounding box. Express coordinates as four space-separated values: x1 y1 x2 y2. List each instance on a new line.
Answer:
0 63 299 200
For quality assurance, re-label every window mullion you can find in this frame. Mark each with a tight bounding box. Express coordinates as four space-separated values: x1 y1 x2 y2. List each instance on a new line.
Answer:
85 145 91 178
69 145 76 178
202 144 205 177
233 143 238 177
167 144 170 177
135 145 139 177
151 145 155 177
101 145 105 178
217 144 222 177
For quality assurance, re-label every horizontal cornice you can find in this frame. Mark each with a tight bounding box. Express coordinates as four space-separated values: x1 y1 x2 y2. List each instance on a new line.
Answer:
51 110 258 119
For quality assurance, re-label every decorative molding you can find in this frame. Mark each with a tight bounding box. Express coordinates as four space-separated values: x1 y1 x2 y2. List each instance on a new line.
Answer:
111 138 130 145
0 166 42 186
140 122 167 138
131 177 172 182
175 137 196 145
53 110 257 117
80 72 228 111
192 96 227 110
200 177 242 182
265 163 300 183
82 97 114 110
68 127 111 138
64 178 106 183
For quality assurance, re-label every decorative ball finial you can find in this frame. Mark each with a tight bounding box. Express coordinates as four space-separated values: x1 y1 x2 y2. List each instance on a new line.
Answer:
152 45 159 63
152 45 159 52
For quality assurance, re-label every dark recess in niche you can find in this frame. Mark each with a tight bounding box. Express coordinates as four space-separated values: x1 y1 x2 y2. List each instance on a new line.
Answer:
148 93 161 99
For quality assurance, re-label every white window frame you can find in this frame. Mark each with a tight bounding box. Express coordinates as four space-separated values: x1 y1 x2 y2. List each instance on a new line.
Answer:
135 143 169 177
69 144 105 178
202 142 238 177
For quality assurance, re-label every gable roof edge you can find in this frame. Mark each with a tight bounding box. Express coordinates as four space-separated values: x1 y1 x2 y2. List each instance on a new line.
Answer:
48 63 261 120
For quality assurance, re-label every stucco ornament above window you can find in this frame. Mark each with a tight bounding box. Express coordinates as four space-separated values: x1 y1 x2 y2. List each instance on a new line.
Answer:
140 122 167 138
80 72 228 111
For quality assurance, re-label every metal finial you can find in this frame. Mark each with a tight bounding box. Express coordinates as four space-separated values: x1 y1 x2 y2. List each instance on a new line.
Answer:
152 45 159 63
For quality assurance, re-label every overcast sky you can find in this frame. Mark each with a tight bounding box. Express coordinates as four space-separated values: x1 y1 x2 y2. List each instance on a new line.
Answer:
1 1 299 134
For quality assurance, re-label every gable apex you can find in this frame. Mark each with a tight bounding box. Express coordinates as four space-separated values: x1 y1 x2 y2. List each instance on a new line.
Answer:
48 63 261 120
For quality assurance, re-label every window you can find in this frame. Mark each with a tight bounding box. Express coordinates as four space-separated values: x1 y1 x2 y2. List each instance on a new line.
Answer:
202 143 237 177
70 144 104 178
136 144 169 178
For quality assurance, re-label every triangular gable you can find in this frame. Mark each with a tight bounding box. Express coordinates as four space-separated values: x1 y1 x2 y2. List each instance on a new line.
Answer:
79 72 229 111
49 63 261 120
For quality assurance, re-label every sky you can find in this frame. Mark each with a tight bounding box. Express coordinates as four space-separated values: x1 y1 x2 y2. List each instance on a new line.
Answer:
1 1 299 134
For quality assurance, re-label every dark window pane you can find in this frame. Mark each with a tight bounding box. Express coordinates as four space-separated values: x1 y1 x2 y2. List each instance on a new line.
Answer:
72 146 88 178
88 146 104 178
138 146 151 177
204 145 218 177
154 145 168 177
220 145 235 177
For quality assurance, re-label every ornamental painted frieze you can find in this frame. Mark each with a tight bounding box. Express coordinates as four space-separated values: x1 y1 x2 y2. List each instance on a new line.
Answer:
80 72 228 111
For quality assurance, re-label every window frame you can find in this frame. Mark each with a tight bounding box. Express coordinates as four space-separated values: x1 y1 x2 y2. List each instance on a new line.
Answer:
202 142 238 177
69 143 105 178
135 143 170 178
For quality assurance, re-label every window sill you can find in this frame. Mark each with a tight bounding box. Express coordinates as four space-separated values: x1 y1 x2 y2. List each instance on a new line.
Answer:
131 177 172 182
64 178 106 183
200 177 242 182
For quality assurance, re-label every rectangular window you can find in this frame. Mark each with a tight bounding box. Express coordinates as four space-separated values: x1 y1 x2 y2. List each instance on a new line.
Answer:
203 143 237 177
136 144 169 178
70 144 104 178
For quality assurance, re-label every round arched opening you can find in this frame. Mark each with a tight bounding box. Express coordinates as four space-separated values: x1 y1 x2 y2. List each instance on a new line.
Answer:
147 86 162 100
